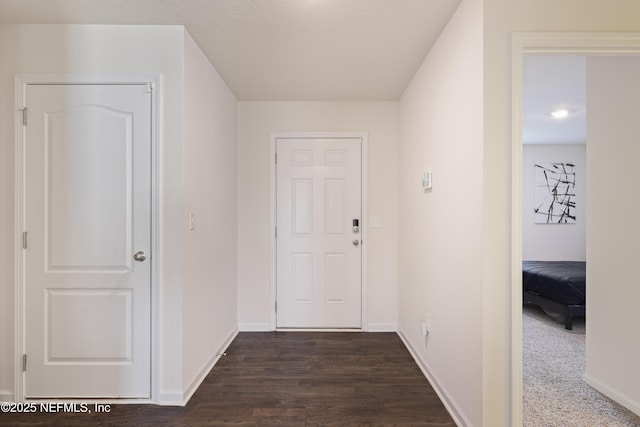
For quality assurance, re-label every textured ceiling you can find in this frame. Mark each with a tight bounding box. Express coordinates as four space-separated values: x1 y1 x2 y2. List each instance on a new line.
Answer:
0 0 462 101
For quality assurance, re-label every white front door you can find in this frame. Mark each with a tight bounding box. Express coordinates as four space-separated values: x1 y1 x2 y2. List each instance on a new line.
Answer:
276 138 362 328
23 84 152 398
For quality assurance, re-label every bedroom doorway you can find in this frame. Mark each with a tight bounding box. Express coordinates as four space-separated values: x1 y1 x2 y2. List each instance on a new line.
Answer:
520 53 588 425
512 34 640 426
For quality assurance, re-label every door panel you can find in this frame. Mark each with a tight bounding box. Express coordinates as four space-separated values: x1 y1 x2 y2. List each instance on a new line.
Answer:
46 289 132 361
292 179 313 235
276 138 362 328
46 105 133 271
24 84 151 398
326 179 346 235
325 253 347 302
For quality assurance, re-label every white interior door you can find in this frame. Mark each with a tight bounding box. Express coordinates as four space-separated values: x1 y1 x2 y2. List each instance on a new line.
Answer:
276 138 362 328
23 84 152 398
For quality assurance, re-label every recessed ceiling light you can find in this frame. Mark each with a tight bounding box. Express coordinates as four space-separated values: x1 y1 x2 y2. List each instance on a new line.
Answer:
550 109 570 119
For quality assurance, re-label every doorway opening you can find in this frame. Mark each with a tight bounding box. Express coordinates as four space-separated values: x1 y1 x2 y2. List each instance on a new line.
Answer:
511 33 640 426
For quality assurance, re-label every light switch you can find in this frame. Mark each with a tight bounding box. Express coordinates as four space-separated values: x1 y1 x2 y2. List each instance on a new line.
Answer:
422 171 432 190
370 216 382 229
189 211 196 231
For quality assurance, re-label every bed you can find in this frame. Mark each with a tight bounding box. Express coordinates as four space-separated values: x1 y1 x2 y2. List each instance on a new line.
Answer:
522 260 586 330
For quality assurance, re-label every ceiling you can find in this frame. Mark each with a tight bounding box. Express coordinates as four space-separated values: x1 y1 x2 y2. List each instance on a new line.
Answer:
0 0 462 101
523 55 587 145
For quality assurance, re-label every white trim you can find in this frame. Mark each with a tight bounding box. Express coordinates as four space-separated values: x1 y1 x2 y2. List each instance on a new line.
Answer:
276 328 362 333
510 32 640 426
156 390 184 406
12 73 162 86
238 323 273 332
367 323 398 332
511 32 640 54
157 328 238 406
0 390 14 402
270 132 369 331
19 398 153 405
14 73 161 403
180 328 239 406
510 34 525 427
397 329 469 427
361 137 369 331
583 373 640 417
150 73 163 408
13 74 26 407
269 138 277 331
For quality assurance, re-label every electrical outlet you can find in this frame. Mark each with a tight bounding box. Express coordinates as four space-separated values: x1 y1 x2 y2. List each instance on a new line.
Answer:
421 322 428 336
421 315 430 336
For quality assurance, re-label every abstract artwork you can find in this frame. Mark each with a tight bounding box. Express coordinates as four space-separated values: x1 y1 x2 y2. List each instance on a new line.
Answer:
534 162 576 224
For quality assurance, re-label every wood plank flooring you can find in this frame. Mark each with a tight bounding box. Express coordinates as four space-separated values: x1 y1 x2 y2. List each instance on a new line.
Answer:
1 332 456 426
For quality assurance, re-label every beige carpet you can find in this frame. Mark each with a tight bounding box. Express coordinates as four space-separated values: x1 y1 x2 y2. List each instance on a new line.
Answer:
523 305 640 427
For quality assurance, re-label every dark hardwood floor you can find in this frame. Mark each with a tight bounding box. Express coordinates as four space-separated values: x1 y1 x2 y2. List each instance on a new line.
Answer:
1 332 456 426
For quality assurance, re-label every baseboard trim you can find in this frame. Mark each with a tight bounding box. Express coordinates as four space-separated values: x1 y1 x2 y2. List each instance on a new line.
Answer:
397 328 470 427
238 323 273 332
157 390 184 406
157 327 239 406
367 322 398 332
181 327 239 405
239 323 397 332
0 390 14 402
583 372 640 417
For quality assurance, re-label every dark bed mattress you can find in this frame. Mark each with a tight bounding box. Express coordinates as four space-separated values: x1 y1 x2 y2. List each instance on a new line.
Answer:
522 260 586 306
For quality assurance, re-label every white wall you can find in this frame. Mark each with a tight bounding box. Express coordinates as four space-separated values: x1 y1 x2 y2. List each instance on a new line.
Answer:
484 1 640 424
182 32 238 399
522 144 586 261
0 27 14 400
584 56 640 416
0 27 13 400
237 102 399 331
398 0 483 425
0 24 238 405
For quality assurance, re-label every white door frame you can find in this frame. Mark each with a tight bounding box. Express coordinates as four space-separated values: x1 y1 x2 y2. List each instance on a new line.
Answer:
270 132 368 331
14 74 161 403
510 33 640 426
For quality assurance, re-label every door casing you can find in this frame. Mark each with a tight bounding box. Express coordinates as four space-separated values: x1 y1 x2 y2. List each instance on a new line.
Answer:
510 33 640 426
14 73 160 403
270 132 368 331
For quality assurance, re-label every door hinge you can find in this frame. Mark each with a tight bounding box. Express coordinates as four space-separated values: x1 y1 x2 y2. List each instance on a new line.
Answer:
22 354 27 372
20 107 27 126
22 231 27 250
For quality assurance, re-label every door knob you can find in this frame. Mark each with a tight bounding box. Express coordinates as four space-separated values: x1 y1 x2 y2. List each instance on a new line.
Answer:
352 239 360 246
133 251 147 262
